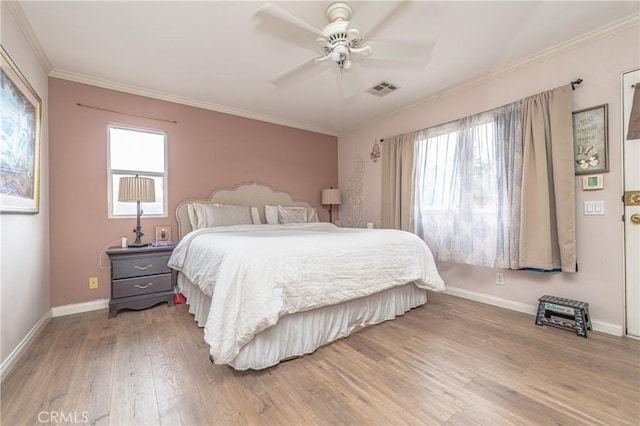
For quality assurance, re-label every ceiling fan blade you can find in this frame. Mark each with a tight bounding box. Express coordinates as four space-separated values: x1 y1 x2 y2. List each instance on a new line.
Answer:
348 1 405 39
269 55 326 86
256 3 326 39
362 40 434 65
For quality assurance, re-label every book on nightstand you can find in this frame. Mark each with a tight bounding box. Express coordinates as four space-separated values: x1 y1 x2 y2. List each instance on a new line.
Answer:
151 241 175 248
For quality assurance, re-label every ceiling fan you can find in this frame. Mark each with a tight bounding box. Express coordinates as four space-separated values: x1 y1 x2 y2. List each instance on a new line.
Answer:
256 1 432 88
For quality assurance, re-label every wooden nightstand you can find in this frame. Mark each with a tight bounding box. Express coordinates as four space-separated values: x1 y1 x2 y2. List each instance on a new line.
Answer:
106 245 175 318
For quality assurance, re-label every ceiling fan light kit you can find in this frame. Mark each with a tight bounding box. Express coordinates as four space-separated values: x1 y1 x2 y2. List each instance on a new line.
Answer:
257 1 430 89
316 2 370 70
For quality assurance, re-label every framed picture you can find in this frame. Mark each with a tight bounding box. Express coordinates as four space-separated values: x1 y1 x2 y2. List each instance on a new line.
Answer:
572 104 608 175
0 45 42 214
155 225 172 242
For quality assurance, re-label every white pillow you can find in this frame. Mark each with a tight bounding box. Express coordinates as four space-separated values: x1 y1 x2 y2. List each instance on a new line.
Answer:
266 204 319 224
307 207 319 223
278 205 308 224
265 205 279 225
192 203 253 228
281 206 319 223
250 207 261 224
187 204 199 229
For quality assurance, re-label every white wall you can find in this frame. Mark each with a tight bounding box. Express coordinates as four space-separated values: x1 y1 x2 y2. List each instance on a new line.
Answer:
338 22 639 331
1 3 50 369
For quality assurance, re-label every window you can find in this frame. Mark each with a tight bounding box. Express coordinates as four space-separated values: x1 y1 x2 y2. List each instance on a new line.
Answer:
413 102 522 268
108 125 167 217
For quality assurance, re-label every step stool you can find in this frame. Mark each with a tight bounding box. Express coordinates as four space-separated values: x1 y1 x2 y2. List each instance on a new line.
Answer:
535 295 592 338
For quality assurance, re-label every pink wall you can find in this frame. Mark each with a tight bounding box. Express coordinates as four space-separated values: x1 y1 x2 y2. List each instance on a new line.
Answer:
49 78 337 306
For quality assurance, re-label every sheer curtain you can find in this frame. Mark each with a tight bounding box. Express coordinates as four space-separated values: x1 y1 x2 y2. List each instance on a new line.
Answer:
413 102 522 268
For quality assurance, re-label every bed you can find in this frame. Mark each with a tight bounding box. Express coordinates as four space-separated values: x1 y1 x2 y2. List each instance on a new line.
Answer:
169 182 445 370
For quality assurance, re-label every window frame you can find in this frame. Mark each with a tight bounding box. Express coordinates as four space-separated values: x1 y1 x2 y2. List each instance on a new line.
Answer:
107 124 168 219
414 117 498 212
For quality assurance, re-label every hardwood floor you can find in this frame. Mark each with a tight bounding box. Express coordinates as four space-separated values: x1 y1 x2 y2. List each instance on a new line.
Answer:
1 292 638 425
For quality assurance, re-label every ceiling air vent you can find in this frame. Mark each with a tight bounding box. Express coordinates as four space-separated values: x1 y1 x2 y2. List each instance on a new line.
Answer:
366 81 400 97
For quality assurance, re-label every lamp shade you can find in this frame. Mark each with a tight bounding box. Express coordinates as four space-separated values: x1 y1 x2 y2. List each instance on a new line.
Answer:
118 176 156 203
321 188 341 205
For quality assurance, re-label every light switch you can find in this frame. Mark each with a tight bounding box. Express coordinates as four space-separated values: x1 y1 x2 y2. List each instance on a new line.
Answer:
594 201 603 214
584 201 604 216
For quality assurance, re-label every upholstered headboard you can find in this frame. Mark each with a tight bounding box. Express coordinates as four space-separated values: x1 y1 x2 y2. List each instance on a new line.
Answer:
175 181 314 240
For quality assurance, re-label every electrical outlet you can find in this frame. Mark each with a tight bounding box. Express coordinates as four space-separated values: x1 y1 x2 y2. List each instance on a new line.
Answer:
496 272 504 286
89 277 98 289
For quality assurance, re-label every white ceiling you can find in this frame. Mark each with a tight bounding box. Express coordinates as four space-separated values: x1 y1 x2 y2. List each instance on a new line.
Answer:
17 1 640 136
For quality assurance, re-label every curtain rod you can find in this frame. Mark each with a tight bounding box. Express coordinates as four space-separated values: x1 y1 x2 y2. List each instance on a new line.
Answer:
379 79 584 142
76 103 177 124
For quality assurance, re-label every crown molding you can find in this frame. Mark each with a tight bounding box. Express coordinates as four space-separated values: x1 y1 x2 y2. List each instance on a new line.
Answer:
48 68 337 136
6 1 52 74
342 13 640 136
11 0 637 138
483 13 639 82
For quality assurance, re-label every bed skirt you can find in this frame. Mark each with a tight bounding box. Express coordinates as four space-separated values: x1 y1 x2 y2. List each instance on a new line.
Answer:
178 273 427 370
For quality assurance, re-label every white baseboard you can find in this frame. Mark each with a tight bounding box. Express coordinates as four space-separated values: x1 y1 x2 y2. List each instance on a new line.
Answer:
51 298 109 317
1 310 51 383
1 299 109 383
444 286 537 315
444 286 623 337
591 320 624 336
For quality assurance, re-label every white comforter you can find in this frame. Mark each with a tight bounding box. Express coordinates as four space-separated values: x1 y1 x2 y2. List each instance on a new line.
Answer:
168 223 444 364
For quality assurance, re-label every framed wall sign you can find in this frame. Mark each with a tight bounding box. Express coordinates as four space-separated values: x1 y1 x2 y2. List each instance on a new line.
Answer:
572 104 608 175
155 225 172 242
0 45 42 214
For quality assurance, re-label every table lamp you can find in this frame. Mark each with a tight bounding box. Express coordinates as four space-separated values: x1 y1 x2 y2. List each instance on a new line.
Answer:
321 187 341 223
118 174 156 247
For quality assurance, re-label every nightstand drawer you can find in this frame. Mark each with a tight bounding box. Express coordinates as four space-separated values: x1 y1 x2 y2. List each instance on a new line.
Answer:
106 246 175 318
112 254 171 279
112 273 172 298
